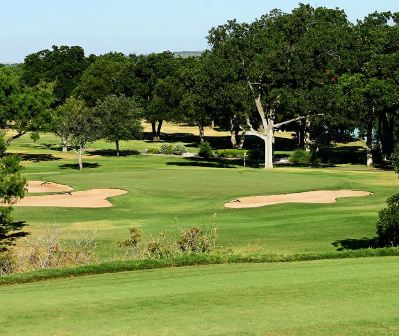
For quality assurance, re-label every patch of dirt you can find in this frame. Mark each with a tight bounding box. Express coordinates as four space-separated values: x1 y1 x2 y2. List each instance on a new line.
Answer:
225 190 372 209
26 181 74 193
14 189 128 208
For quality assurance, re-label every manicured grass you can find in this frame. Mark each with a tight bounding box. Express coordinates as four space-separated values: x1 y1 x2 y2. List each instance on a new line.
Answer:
7 129 397 257
1 257 399 335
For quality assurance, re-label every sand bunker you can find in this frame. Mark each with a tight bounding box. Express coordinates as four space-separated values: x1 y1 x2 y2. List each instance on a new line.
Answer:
14 189 127 208
26 180 74 193
225 190 371 209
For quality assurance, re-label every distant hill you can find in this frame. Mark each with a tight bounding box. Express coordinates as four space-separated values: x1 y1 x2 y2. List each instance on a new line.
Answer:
173 51 203 58
0 63 21 67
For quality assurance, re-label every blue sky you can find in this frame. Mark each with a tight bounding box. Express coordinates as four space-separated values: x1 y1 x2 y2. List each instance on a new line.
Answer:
1 0 399 63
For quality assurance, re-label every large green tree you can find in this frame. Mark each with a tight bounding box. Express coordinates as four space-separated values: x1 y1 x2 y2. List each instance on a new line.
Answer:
75 53 130 107
129 52 179 141
55 98 101 170
0 66 54 144
94 95 144 157
208 5 352 168
0 133 26 252
23 45 89 105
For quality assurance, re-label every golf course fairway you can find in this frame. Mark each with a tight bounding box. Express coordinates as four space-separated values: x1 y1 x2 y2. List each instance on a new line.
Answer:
1 257 399 335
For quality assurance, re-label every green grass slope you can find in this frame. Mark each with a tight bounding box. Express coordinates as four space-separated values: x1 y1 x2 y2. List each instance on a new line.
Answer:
1 257 399 335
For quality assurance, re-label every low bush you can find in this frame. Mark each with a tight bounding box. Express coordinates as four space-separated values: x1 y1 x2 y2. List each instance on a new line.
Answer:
177 227 217 253
146 148 159 154
289 149 312 165
172 143 187 155
392 147 399 174
16 225 97 272
120 226 217 259
215 149 247 158
377 193 399 247
120 227 142 248
159 143 174 154
247 149 263 161
198 141 213 158
0 252 15 275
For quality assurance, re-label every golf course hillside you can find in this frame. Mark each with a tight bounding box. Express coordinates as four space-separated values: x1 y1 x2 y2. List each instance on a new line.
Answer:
3 1 399 334
7 130 396 257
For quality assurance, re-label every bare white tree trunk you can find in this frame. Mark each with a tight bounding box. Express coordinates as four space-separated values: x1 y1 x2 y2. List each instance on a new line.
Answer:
246 82 308 168
77 145 83 171
61 136 68 152
264 128 274 169
304 116 311 152
366 121 373 167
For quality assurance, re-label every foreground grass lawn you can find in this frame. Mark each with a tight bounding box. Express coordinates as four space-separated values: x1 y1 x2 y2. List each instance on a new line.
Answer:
1 257 399 335
8 131 398 257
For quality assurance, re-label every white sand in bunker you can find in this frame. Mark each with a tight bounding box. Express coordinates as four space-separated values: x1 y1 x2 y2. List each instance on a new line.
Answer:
225 190 372 209
14 189 128 208
26 181 74 193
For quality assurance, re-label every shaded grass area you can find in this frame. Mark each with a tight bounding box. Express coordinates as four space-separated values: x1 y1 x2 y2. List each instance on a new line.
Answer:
2 247 399 286
1 257 399 335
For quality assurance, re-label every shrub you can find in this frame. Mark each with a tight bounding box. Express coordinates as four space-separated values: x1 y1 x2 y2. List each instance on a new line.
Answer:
120 226 218 259
146 148 159 154
0 252 15 275
139 232 174 259
17 225 97 271
177 227 217 253
289 149 312 165
377 193 399 247
120 227 142 248
172 143 187 155
215 149 247 158
392 147 399 174
159 143 174 154
247 149 263 161
198 141 213 158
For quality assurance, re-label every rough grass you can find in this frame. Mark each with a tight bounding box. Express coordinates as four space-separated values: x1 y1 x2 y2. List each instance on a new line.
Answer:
1 257 399 335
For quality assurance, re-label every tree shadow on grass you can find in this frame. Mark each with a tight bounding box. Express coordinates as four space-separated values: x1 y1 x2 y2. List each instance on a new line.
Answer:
332 237 377 251
87 149 140 157
18 153 61 162
166 157 238 169
59 162 101 170
0 220 29 249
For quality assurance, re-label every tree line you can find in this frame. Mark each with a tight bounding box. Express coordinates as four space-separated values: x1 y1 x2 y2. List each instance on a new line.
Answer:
1 4 399 169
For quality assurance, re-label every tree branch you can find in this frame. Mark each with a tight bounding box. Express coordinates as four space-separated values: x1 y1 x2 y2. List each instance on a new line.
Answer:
6 130 28 145
246 117 266 140
274 114 324 129
274 116 307 129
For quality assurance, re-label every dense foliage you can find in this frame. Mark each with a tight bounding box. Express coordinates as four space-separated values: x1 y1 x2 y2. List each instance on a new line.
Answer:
2 4 399 170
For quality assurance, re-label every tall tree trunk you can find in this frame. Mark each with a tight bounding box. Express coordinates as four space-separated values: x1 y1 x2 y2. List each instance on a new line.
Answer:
151 121 157 141
151 120 163 141
237 131 246 149
230 118 237 148
115 140 120 157
77 145 83 171
366 119 373 167
304 116 311 152
264 126 274 169
211 120 215 129
61 136 68 152
156 120 163 140
198 125 205 142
